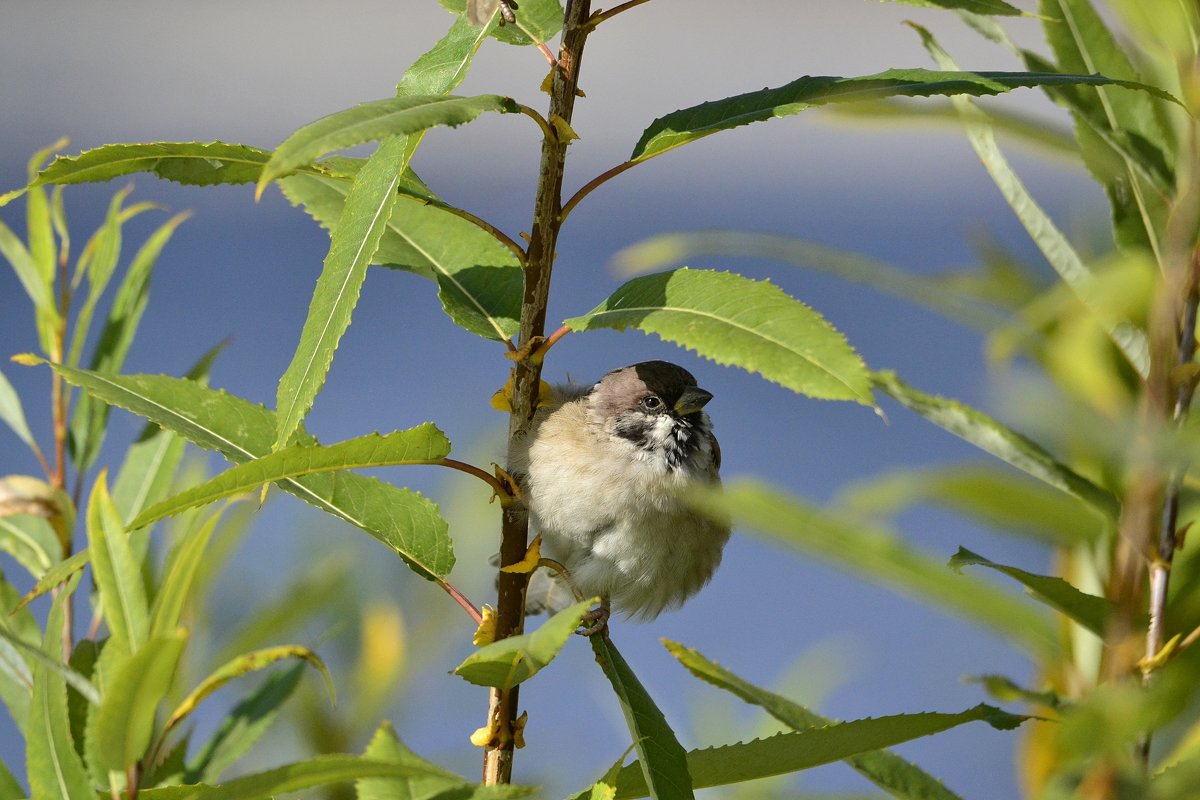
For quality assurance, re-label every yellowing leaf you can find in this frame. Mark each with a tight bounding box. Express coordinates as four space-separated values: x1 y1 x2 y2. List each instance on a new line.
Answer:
473 605 497 647
501 535 542 574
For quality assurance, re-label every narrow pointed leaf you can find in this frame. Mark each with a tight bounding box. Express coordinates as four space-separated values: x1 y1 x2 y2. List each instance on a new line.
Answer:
358 721 498 800
0 570 40 732
592 635 694 800
440 0 564 47
95 631 187 771
0 367 38 451
259 94 521 191
564 267 873 405
1037 0 1173 254
135 425 451 529
113 340 225 526
872 370 1119 517
0 624 99 707
73 211 191 473
454 599 594 689
149 505 227 635
165 645 333 738
273 134 412 451
185 664 305 784
0 759 22 800
882 0 1022 13
86 474 149 657
664 640 964 799
17 549 89 611
949 546 1117 637
396 15 493 96
608 705 1027 798
25 142 62 299
911 26 1150 375
613 230 1012 332
32 142 279 187
140 755 486 800
0 515 57 579
26 575 93 800
632 69 1180 162
697 480 1058 658
0 215 54 315
279 172 521 340
48 364 454 580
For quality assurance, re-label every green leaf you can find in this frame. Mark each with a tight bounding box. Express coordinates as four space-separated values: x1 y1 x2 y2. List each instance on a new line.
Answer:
113 340 225 526
836 463 1108 546
48 364 454 580
0 758 24 800
149 504 227 636
94 631 187 771
396 15 493 96
135 425 451 529
613 230 1013 333
1037 0 1173 256
87 474 149 658
910 25 1150 376
881 0 1022 13
258 95 522 191
185 664 305 784
0 367 38 452
0 570 38 733
16 549 89 611
32 142 279 188
631 68 1180 162
0 215 59 351
72 210 191 473
357 721 530 800
0 620 100 708
664 640 964 799
591 635 694 800
26 574 93 800
871 370 1120 517
0 515 57 579
273 134 413 451
25 141 64 306
140 755 482 800
607 705 1027 798
697 480 1059 659
279 173 521 340
454 599 594 689
564 268 874 405
165 645 333 739
440 0 564 47
949 546 1118 637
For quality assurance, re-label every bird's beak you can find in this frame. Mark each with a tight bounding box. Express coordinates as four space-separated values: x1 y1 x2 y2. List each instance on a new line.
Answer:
674 386 713 416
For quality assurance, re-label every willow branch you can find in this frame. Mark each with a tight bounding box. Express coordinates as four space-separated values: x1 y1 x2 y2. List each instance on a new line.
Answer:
484 0 594 785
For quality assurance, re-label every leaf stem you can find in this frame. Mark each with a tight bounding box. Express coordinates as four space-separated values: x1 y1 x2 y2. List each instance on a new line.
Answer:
438 458 510 499
584 0 651 30
484 0 594 785
438 578 484 625
561 159 638 224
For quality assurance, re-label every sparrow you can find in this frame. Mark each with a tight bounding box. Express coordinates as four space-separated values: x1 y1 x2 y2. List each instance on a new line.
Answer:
509 360 730 626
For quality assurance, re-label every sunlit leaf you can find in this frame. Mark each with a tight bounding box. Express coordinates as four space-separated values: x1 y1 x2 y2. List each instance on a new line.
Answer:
910 25 1150 376
440 0 564 47
279 173 522 340
31 142 280 188
149 505 228 636
258 95 521 191
949 547 1118 637
0 367 38 454
273 134 414 451
632 69 1179 163
664 640 964 799
872 371 1119 517
16 549 88 611
48 364 455 580
591 635 694 800
94 631 187 771
135 425 451 529
26 575 92 800
606 705 1027 798
396 14 493 96
0 515 57 579
454 599 593 689
697 480 1058 658
565 268 874 405
86 473 149 658
165 645 333 738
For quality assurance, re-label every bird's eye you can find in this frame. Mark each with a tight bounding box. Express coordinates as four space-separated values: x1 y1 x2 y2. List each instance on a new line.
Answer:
641 395 662 410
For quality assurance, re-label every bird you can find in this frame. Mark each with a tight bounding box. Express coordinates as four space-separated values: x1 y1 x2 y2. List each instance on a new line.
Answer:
509 360 731 629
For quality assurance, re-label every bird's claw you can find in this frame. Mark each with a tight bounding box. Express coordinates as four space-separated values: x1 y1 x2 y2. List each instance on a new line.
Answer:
577 604 610 637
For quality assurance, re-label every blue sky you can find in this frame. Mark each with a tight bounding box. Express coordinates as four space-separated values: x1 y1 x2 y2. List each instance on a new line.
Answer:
0 2 1108 796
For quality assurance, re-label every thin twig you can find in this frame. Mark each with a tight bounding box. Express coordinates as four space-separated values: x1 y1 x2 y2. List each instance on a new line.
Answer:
483 0 595 785
439 578 484 625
